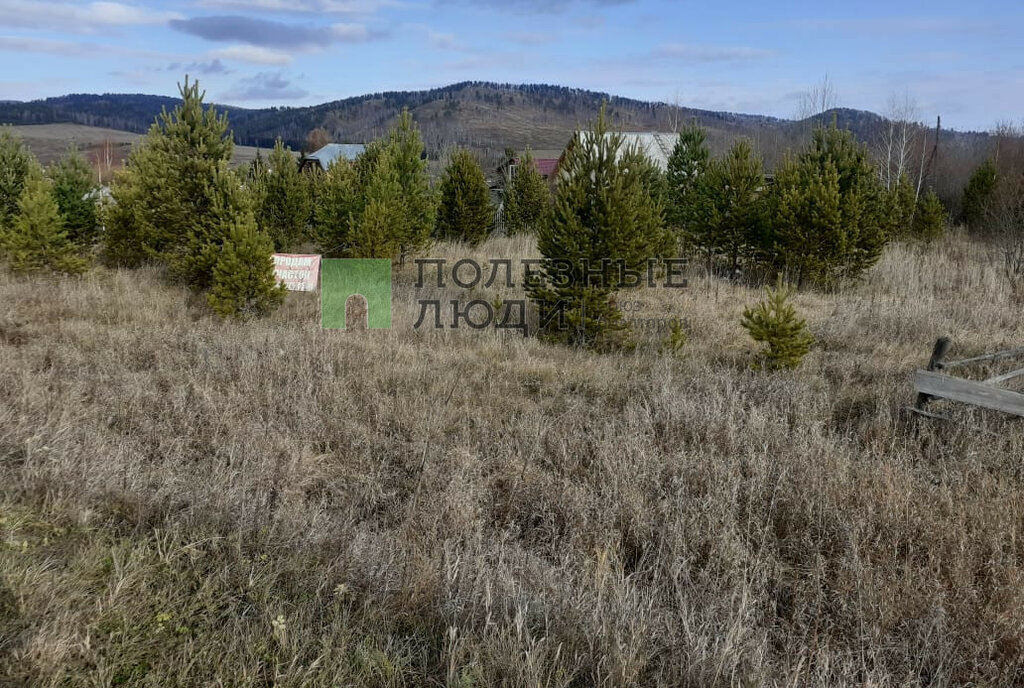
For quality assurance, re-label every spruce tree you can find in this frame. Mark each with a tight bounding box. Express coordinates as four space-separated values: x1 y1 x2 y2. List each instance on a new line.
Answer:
4 172 87 275
529 106 666 349
665 121 710 246
257 138 310 251
0 127 34 230
503 147 551 236
961 159 998 231
207 215 286 319
49 147 99 246
911 190 947 241
435 149 492 245
740 278 813 370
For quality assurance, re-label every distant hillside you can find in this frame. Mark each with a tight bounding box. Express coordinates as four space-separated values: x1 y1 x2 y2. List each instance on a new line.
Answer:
0 82 992 185
9 123 275 175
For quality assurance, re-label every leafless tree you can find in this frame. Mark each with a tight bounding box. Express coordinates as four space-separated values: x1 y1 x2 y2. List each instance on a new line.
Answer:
91 137 116 184
989 121 1024 300
875 91 942 200
304 127 331 153
797 74 839 121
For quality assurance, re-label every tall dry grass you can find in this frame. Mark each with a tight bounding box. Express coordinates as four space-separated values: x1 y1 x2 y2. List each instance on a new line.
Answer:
1 232 1022 686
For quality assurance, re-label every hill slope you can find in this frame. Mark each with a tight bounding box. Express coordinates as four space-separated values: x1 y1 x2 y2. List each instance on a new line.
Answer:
0 82 909 159
0 82 992 195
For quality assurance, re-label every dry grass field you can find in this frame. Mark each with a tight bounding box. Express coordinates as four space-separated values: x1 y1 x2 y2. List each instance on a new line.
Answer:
11 123 277 171
1 233 1022 686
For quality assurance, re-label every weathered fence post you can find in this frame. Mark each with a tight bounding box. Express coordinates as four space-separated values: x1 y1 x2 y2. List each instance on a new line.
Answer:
915 337 951 411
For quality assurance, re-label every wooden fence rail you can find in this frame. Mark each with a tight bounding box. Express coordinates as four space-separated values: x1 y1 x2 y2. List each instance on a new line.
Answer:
912 338 1024 418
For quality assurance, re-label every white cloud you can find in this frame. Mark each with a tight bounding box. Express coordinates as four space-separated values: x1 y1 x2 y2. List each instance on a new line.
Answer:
220 71 309 101
0 33 171 60
210 44 293 65
0 35 92 57
0 0 182 32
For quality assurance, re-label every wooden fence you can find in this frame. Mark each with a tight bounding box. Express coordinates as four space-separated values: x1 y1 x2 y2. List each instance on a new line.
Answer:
912 337 1024 418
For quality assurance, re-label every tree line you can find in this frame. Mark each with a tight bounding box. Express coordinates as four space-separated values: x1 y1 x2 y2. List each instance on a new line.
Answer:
1 78 1018 340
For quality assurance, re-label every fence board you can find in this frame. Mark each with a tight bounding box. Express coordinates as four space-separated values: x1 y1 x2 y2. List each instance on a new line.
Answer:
914 370 1024 417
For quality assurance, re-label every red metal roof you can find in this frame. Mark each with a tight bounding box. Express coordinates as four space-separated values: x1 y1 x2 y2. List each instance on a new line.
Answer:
535 158 558 177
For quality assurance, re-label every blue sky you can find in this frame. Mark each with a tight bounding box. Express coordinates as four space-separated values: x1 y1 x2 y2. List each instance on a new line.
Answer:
0 0 1020 131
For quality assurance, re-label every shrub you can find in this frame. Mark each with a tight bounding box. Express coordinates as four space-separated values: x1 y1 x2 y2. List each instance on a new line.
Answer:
741 278 814 370
659 318 688 357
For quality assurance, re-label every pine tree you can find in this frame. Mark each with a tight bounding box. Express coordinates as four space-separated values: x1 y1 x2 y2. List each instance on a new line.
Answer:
881 174 917 240
170 164 252 290
770 156 844 286
961 159 998 231
529 106 666 349
348 149 403 259
911 190 947 241
386 108 435 262
257 139 311 251
620 143 674 258
693 139 767 274
207 215 286 319
49 147 99 246
4 172 87 275
435 148 492 245
740 278 813 370
768 124 886 286
665 121 710 247
503 147 551 236
0 127 35 231
312 157 362 257
103 76 234 267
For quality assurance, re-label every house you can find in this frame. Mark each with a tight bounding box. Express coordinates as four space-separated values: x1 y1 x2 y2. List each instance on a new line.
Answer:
555 132 677 176
497 150 563 185
300 143 367 172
